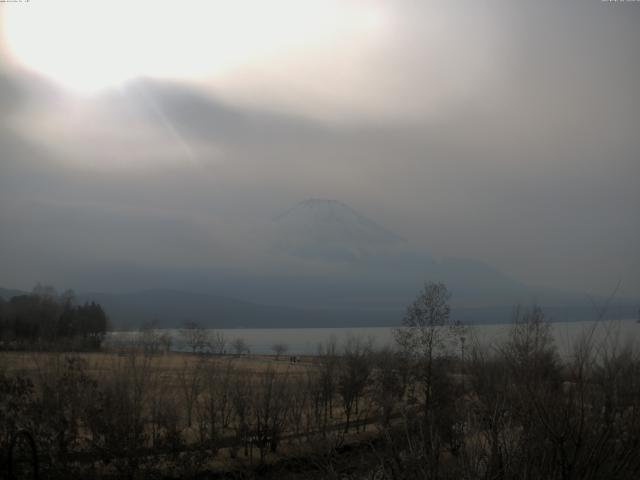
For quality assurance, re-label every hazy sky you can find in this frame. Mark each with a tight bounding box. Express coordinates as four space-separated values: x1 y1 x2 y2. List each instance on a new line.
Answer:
0 0 638 298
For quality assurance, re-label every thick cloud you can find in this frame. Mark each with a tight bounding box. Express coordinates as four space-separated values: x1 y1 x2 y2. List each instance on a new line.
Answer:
0 1 638 299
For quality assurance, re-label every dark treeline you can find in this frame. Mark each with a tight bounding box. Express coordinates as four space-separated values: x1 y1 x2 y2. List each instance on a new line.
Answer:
0 282 639 479
0 284 108 350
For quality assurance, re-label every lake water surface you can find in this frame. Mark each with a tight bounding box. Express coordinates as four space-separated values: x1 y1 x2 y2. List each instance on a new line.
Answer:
107 319 640 356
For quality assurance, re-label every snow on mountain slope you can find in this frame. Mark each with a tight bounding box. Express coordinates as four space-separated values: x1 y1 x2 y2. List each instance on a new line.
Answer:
268 199 406 261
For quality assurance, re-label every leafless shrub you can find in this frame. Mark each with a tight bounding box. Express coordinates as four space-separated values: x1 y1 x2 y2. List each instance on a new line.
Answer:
229 369 252 458
317 337 339 434
272 342 288 360
370 347 404 427
286 376 310 438
338 336 373 433
250 367 291 461
195 358 234 451
181 321 209 354
208 331 227 355
0 371 36 478
232 337 249 356
177 357 204 428
83 353 154 476
136 321 163 354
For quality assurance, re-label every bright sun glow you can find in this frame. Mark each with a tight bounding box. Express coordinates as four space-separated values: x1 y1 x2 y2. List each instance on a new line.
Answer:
1 0 386 94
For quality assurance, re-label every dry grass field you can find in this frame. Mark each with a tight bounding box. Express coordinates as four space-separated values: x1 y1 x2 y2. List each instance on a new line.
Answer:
0 348 380 478
0 350 313 377
2 311 640 479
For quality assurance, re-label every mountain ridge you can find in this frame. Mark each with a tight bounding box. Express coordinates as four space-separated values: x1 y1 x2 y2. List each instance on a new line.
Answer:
1 285 637 330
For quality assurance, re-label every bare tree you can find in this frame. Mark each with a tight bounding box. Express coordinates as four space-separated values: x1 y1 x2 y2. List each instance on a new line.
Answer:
209 331 226 355
232 337 249 356
271 342 288 360
392 282 459 477
137 320 161 354
229 372 252 458
196 358 234 450
317 337 339 433
338 336 372 432
394 282 457 408
159 332 172 354
177 358 204 428
251 368 291 461
371 347 404 427
180 321 208 354
84 353 155 476
286 376 310 437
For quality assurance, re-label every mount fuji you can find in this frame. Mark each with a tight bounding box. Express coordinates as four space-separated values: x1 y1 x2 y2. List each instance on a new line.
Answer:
254 199 530 308
267 199 406 262
7 199 633 329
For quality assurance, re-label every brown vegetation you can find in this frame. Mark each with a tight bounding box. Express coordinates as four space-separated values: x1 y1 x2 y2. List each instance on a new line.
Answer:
1 283 639 479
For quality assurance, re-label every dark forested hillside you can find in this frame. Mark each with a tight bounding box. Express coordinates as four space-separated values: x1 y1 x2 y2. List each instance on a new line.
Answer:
0 285 108 349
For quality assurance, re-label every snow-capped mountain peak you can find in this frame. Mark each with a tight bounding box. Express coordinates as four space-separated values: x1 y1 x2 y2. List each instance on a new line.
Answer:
269 199 405 261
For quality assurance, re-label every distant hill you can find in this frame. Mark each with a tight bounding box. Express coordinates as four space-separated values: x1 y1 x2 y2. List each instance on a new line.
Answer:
0 287 26 300
76 289 341 330
1 285 637 329
74 289 638 329
78 289 433 330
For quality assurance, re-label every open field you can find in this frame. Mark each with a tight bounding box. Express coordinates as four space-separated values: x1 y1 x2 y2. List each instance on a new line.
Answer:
0 347 388 478
0 350 314 377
